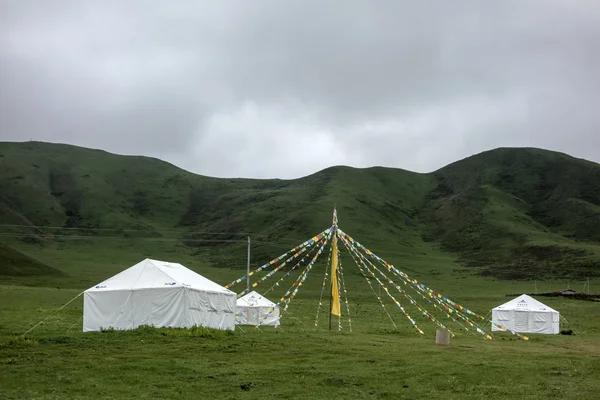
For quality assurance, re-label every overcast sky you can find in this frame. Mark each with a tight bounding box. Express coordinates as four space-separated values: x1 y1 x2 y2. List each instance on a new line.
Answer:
1 1 599 179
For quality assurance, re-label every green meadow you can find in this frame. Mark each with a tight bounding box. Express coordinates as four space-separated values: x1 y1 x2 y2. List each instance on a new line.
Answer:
2 237 600 399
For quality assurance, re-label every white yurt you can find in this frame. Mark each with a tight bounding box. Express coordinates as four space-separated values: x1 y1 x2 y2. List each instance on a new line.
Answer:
235 290 280 327
491 294 560 334
83 258 236 332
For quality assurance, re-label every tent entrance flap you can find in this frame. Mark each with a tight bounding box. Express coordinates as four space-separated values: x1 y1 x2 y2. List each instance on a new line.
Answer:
514 311 529 332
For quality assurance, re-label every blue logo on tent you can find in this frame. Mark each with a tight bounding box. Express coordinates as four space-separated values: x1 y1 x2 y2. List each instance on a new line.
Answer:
95 285 107 289
164 282 176 286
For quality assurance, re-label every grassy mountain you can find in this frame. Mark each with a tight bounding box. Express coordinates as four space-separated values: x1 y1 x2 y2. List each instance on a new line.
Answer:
1 141 599 284
425 148 600 279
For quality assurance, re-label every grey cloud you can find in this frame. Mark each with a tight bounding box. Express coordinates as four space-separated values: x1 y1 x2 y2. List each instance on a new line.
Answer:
1 1 599 178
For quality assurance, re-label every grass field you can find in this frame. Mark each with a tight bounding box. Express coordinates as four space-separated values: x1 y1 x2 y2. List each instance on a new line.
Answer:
2 235 600 399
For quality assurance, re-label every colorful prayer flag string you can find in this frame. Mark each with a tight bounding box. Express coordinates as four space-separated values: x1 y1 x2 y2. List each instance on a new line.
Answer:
341 232 454 335
340 229 488 336
256 229 332 328
338 229 529 340
314 239 333 330
338 251 353 332
261 235 326 296
280 235 330 320
386 270 495 339
341 236 398 330
224 228 330 290
228 206 529 340
339 233 423 335
336 248 343 332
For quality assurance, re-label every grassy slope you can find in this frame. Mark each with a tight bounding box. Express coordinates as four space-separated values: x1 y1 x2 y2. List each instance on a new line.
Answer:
1 141 600 284
0 141 443 288
0 243 62 282
425 147 600 279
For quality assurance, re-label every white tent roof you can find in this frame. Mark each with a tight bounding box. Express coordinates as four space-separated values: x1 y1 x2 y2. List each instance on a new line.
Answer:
236 291 277 307
85 258 233 294
492 294 557 313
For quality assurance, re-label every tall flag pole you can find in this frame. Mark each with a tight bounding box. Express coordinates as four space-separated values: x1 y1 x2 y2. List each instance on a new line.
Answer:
329 205 341 330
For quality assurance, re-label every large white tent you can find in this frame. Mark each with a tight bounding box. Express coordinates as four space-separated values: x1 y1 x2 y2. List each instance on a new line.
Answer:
83 258 236 332
491 294 560 334
235 290 280 327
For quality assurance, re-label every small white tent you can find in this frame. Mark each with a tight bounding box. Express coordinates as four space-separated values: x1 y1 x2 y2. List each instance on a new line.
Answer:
83 258 236 332
235 291 280 327
492 294 559 334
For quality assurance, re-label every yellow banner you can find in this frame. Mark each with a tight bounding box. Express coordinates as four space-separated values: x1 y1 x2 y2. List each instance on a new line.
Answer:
330 234 341 316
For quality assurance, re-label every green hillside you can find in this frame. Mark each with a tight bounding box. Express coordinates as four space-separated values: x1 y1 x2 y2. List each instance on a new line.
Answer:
0 243 62 279
425 148 600 279
1 141 599 285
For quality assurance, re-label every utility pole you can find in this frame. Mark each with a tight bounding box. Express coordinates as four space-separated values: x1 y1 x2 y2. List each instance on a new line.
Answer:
247 236 251 293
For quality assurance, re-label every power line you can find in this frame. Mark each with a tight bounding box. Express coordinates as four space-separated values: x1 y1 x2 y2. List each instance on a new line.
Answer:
2 226 588 269
0 232 299 250
0 223 256 235
0 232 245 242
0 231 545 271
0 224 462 261
0 229 536 266
0 232 566 277
0 224 310 244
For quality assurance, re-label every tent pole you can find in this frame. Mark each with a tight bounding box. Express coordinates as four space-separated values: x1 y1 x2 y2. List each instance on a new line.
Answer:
247 236 251 293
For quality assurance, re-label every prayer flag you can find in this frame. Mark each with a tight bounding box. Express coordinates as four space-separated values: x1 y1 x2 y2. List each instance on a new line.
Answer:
330 233 341 316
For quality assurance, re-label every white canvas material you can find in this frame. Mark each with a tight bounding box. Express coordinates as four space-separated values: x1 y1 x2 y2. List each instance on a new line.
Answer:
235 290 280 327
491 294 560 334
83 259 236 332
